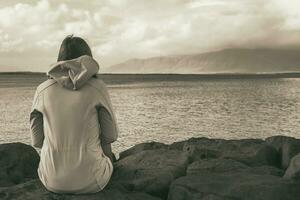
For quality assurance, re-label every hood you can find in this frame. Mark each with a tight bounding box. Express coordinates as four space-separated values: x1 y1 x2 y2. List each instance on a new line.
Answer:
47 55 99 90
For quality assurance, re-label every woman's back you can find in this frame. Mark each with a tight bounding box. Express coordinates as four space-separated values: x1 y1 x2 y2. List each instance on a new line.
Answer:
30 55 118 193
41 78 100 148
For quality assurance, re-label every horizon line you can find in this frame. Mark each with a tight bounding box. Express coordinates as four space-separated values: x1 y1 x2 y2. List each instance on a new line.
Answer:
1 71 300 75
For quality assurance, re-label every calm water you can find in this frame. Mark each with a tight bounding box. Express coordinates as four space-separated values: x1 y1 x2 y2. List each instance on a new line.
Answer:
1 75 300 154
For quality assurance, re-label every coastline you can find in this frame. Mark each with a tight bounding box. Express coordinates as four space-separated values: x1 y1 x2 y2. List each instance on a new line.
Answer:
2 71 300 78
1 71 300 87
1 135 300 200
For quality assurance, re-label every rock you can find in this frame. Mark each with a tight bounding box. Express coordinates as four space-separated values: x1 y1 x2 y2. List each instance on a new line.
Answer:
110 149 189 199
168 172 300 200
243 143 279 167
119 142 168 160
265 135 297 151
0 143 40 187
187 159 249 175
242 165 284 176
187 159 284 176
169 137 214 151
284 153 300 179
266 135 300 169
201 194 234 200
0 179 48 200
1 136 299 199
0 179 161 200
184 147 220 160
171 137 280 167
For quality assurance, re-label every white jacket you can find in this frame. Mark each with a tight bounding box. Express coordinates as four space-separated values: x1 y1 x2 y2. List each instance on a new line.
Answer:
30 55 118 193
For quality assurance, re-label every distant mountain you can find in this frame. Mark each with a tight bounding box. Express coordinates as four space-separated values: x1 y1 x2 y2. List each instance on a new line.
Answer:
104 48 300 74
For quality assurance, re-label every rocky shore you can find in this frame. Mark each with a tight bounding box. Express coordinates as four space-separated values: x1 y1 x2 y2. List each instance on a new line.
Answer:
1 135 300 200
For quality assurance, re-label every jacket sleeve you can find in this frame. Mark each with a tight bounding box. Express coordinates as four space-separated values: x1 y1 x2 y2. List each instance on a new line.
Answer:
98 107 118 144
30 91 44 148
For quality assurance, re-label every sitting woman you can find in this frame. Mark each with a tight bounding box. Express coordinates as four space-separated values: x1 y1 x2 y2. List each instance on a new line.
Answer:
30 35 118 194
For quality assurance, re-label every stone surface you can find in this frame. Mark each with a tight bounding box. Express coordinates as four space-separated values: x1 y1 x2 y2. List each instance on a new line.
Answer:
110 149 189 199
168 172 300 200
284 153 300 179
171 137 280 167
0 143 40 187
242 165 284 176
0 179 161 200
2 137 300 199
187 158 249 175
187 158 284 176
119 142 168 160
266 135 300 169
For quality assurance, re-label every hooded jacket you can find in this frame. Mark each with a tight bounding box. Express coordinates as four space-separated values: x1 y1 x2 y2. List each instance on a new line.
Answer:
30 55 118 193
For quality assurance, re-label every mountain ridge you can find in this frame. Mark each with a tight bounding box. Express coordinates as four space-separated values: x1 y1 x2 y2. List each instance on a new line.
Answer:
104 48 300 74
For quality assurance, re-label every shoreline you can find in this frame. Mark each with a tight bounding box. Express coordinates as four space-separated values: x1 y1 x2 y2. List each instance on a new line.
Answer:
1 72 300 87
1 71 300 77
1 135 300 199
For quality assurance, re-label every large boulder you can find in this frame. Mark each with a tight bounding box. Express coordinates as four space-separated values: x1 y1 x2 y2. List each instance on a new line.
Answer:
284 153 300 179
119 142 168 160
1 136 298 199
168 172 300 200
187 158 248 175
0 179 161 200
110 149 189 199
0 143 40 187
169 137 213 151
171 137 280 167
187 158 284 176
266 135 300 169
241 165 284 176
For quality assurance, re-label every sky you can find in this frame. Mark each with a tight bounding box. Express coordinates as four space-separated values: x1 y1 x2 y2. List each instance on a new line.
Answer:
0 0 300 72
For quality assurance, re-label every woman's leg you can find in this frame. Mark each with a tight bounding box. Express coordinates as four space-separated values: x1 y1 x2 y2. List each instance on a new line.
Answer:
101 141 115 163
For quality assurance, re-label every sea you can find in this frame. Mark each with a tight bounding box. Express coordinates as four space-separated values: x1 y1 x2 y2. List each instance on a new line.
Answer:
1 73 300 154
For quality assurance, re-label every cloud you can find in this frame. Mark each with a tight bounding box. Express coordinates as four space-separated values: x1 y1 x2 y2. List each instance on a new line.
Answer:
0 0 299 71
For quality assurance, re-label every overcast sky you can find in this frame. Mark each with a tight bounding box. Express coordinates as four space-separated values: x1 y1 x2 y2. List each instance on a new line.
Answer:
0 0 299 72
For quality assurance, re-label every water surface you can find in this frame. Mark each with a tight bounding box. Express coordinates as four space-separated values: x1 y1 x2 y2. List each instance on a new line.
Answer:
1 74 300 153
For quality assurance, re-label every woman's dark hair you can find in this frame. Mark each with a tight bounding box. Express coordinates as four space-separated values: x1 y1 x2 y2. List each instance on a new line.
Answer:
57 35 92 62
57 35 97 78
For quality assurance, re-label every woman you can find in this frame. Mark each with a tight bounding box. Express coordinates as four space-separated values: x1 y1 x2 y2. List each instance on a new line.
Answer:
30 35 118 194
